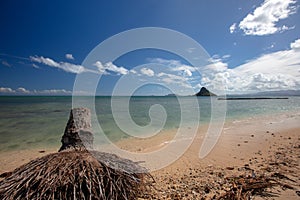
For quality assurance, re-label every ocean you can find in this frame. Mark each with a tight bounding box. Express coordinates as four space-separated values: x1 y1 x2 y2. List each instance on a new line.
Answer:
0 96 299 152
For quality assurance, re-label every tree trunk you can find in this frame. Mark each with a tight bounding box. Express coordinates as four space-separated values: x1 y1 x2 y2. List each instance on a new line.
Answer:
59 108 93 152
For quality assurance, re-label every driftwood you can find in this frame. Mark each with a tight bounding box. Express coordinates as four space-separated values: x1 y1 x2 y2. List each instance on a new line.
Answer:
0 108 152 200
217 173 294 200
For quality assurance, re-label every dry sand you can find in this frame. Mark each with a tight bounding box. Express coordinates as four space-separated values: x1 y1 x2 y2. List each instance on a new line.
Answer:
0 112 299 199
118 112 300 199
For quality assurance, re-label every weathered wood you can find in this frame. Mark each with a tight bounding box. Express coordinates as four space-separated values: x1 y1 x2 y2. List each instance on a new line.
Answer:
0 107 151 200
59 108 94 151
0 151 151 200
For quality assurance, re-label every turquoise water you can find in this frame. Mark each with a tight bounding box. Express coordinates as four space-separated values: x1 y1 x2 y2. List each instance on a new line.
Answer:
0 96 299 152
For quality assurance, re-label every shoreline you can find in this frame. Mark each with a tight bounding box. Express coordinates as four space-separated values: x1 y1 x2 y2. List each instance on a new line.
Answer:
0 111 299 199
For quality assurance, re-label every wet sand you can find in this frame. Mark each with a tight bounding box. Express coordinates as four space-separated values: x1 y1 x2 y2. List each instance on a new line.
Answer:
0 112 299 199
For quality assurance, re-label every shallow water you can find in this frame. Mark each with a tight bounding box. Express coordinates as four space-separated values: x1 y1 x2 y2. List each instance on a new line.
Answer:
0 96 299 152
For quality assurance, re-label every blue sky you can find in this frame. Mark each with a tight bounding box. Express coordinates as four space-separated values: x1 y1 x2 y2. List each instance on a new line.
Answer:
0 0 299 95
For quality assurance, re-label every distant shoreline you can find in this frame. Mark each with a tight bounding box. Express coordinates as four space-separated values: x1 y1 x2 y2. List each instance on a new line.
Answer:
218 97 289 100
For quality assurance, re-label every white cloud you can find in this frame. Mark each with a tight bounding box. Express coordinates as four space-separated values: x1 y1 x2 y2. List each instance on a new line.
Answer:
140 68 154 77
0 87 72 95
30 56 85 74
290 38 300 50
186 47 196 53
157 72 186 81
93 61 107 74
31 56 129 75
149 58 196 77
157 72 192 88
36 89 72 95
199 39 300 93
16 87 30 93
59 62 85 74
148 58 182 66
168 64 195 77
1 60 11 67
130 69 137 74
32 64 39 69
233 0 297 35
0 87 15 93
30 56 59 67
184 69 193 77
222 54 231 59
229 23 237 33
209 54 231 63
94 61 128 75
65 54 74 60
105 62 128 75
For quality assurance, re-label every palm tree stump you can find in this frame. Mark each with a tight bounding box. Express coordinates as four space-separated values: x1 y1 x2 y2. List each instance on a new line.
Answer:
0 108 151 200
59 107 94 151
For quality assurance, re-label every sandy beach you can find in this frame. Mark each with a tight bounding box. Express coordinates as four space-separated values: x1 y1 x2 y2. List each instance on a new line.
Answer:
145 113 300 199
0 111 299 199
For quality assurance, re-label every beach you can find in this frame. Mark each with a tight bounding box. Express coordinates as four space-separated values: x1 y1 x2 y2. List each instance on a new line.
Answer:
146 112 300 199
111 111 300 199
1 110 299 199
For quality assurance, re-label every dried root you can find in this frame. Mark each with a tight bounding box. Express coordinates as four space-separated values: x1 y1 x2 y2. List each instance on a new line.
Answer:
0 150 152 200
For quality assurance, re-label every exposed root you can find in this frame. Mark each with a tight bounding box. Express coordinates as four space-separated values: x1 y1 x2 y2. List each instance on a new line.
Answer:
0 150 152 200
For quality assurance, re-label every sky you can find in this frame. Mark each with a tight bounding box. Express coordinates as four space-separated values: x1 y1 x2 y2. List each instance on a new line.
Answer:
0 0 299 95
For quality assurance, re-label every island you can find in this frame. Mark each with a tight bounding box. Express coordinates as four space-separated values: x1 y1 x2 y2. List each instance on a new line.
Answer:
195 87 216 96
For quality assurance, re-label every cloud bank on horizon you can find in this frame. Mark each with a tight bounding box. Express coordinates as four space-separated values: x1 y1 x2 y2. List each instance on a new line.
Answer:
0 87 72 95
200 39 300 93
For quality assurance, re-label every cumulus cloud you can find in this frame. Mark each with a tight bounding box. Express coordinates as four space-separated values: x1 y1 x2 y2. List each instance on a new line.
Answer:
30 56 85 74
157 72 186 81
148 58 181 66
149 58 196 77
0 87 15 93
94 61 128 75
172 65 196 77
59 62 85 74
184 69 193 77
231 0 297 35
35 89 72 95
229 23 237 33
16 87 30 93
104 62 128 75
65 54 74 60
140 68 154 77
290 38 300 50
0 87 72 95
0 87 30 94
130 69 137 74
199 39 300 93
31 55 131 76
30 56 58 67
157 72 192 88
